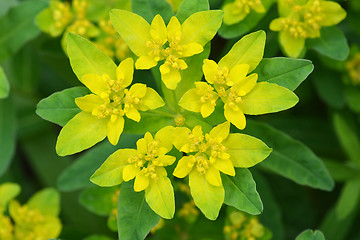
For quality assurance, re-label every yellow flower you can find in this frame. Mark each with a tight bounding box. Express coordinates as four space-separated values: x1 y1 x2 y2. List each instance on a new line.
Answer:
172 122 271 219
346 52 360 85
270 0 346 58
56 58 165 156
91 127 176 219
0 213 13 240
223 0 265 25
179 31 299 130
110 10 224 89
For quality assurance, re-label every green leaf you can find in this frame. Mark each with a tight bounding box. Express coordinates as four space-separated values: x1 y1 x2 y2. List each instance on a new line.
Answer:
254 57 314 91
56 112 107 156
117 181 160 240
222 168 263 215
242 120 334 191
176 0 209 23
57 135 139 192
36 87 90 127
219 0 275 39
27 188 60 216
335 178 360 220
66 33 117 80
79 186 119 216
0 98 16 177
84 235 114 240
308 27 349 61
131 0 173 23
345 86 360 113
181 10 223 46
0 182 20 210
295 229 325 240
0 0 47 60
333 112 360 167
322 158 359 182
0 66 10 99
219 30 266 72
0 0 17 17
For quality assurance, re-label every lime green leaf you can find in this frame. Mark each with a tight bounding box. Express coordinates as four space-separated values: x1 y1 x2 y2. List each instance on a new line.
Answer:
219 0 275 39
0 66 9 99
219 31 265 72
222 169 263 215
0 182 20 210
243 120 334 191
145 176 175 219
308 27 349 61
254 57 314 91
333 113 360 167
79 186 119 216
176 0 209 23
67 33 117 80
0 0 47 60
295 230 325 240
242 82 299 115
110 9 151 56
189 170 224 220
223 133 272 168
0 98 16 177
91 149 137 187
58 135 139 191
36 87 90 127
56 112 108 156
131 0 173 23
335 178 360 220
181 10 223 46
118 181 160 240
27 188 60 216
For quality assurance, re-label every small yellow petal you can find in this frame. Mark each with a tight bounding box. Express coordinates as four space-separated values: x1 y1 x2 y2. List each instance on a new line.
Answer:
203 59 218 84
157 155 176 166
269 18 284 31
128 83 147 98
173 156 193 178
161 67 181 90
236 73 258 96
209 121 230 141
75 94 103 112
212 158 235 176
135 55 158 69
228 64 250 85
279 31 305 58
224 105 246 130
107 115 124 145
181 42 203 57
123 164 140 181
205 166 222 187
80 74 107 95
116 58 134 88
125 107 141 122
320 1 346 26
134 171 150 192
136 138 147 154
167 16 182 40
178 88 202 113
200 102 215 118
141 87 165 110
150 14 167 44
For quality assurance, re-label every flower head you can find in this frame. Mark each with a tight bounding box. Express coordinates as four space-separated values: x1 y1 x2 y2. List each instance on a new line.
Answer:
179 31 299 130
223 0 266 25
56 58 165 156
270 0 346 58
110 10 223 89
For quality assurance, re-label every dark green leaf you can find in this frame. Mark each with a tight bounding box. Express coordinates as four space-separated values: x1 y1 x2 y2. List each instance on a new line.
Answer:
345 86 360 113
218 0 275 39
322 158 359 182
0 98 16 177
333 112 360 167
36 87 90 127
131 0 173 23
335 177 360 220
117 181 160 240
255 57 314 91
295 229 325 240
308 27 349 61
0 0 47 60
79 186 119 216
84 235 114 240
176 0 209 23
0 66 9 99
242 120 334 191
222 168 263 215
58 135 139 192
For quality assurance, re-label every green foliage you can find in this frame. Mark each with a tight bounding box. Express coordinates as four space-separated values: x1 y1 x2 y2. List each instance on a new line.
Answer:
295 230 325 240
79 186 118 216
175 0 209 23
117 181 160 240
0 67 9 99
0 0 47 60
254 57 314 91
36 87 90 126
27 188 60 216
243 120 334 191
222 168 263 215
131 0 173 23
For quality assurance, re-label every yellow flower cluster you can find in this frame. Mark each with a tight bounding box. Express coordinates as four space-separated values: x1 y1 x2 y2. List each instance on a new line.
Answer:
223 0 265 25
346 52 360 85
270 0 346 57
223 210 267 240
36 0 130 61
